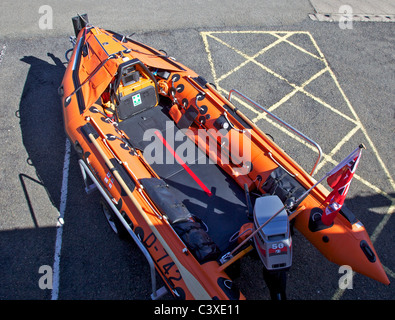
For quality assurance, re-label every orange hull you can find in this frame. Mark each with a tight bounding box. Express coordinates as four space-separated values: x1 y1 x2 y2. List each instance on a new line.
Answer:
60 20 389 300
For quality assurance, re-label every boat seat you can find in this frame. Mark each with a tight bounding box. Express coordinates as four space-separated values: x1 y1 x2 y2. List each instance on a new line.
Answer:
140 177 220 262
141 177 192 224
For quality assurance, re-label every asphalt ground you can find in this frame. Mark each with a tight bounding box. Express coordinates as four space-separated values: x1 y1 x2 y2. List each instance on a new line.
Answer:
0 1 394 303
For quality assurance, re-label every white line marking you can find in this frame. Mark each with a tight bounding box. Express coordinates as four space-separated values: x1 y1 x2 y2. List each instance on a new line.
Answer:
51 138 71 300
207 32 293 84
0 44 7 67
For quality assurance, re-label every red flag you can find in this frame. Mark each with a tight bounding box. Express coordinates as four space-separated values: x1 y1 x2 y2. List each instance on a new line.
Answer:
321 147 362 226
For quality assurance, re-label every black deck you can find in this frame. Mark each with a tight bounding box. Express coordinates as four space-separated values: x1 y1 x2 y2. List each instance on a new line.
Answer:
118 105 251 252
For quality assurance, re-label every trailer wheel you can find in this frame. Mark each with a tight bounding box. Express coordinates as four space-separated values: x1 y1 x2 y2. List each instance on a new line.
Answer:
100 198 128 239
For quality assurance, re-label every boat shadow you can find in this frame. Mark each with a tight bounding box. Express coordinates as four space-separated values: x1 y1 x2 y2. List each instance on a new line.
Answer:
18 54 68 216
0 54 68 299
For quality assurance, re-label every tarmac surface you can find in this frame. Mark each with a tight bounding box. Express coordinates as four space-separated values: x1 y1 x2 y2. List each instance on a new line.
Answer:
0 1 394 302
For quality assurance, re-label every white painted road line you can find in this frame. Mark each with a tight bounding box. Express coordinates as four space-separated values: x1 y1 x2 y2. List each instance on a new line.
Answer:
0 44 7 67
51 138 71 300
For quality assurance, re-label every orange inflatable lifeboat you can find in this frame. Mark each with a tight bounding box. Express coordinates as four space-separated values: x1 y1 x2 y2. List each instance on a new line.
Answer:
60 15 389 300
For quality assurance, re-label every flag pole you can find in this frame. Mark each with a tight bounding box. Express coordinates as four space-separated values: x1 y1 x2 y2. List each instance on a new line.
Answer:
223 144 366 263
293 144 365 207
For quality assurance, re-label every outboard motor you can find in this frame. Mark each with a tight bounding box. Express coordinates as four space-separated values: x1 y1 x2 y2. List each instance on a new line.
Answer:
253 195 292 300
253 195 292 270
